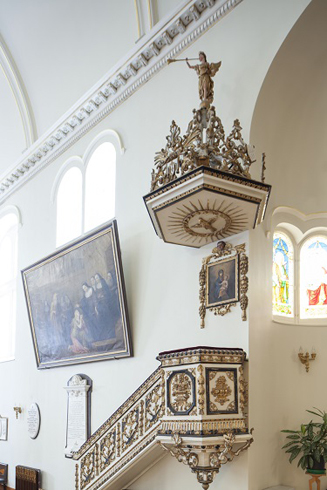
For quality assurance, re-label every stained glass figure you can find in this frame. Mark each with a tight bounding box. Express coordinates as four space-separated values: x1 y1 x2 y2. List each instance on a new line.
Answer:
300 237 327 319
273 232 294 316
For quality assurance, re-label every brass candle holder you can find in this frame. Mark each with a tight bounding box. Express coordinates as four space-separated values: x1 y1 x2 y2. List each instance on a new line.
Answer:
298 348 316 373
13 406 22 419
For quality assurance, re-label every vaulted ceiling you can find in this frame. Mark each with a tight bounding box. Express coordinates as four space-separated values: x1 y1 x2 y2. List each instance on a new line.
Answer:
0 0 317 189
251 0 327 215
0 1 180 172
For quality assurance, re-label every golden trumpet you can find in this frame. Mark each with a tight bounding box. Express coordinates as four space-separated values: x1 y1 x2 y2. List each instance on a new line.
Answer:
167 57 199 64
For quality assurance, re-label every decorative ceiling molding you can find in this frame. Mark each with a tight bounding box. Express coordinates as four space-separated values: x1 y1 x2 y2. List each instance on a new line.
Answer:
0 34 37 149
0 0 242 204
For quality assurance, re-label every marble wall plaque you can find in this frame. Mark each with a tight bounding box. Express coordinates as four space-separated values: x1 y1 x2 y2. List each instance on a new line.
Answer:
0 417 8 441
64 374 91 457
27 403 40 439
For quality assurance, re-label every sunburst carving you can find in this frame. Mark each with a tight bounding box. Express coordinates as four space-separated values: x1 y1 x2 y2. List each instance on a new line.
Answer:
167 199 247 245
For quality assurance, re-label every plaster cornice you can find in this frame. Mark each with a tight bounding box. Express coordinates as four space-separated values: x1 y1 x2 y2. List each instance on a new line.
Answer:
0 0 242 204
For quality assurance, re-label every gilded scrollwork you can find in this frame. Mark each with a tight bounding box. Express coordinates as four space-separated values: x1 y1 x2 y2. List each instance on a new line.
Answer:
75 464 79 490
145 383 165 430
122 407 139 452
95 443 99 476
211 376 232 406
150 104 256 192
217 430 254 464
210 303 235 317
238 366 248 417
75 348 250 490
100 430 116 472
169 372 193 413
80 450 96 489
226 401 236 412
160 430 254 490
139 400 144 437
189 406 198 416
160 433 199 468
197 365 205 415
116 422 121 458
238 248 249 321
199 241 248 327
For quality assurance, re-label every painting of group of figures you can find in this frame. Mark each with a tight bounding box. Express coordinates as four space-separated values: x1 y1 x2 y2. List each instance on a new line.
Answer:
22 221 132 368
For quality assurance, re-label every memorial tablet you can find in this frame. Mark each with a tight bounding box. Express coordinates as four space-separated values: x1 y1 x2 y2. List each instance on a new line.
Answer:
0 417 8 441
64 374 91 457
27 403 40 439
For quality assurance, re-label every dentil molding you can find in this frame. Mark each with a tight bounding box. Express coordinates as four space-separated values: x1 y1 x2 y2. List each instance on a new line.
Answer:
0 0 243 204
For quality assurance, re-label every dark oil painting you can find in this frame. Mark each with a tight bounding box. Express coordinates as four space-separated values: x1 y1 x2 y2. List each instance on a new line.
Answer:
22 221 132 368
206 255 239 308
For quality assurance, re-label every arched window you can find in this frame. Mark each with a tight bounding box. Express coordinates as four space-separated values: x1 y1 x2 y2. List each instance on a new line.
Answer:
273 231 294 317
56 166 83 247
54 132 119 247
300 236 327 319
0 209 19 362
85 142 116 233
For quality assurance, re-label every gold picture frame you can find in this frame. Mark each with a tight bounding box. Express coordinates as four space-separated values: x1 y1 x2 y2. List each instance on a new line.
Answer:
199 241 248 328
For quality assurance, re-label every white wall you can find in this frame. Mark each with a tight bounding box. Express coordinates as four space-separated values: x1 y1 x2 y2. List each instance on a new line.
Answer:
249 1 327 489
0 0 313 489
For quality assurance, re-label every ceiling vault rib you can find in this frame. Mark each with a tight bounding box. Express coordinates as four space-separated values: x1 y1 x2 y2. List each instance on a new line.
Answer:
0 34 37 149
0 0 243 204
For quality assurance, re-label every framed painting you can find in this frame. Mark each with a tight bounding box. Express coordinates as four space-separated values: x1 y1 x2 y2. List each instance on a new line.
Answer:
22 221 132 369
199 241 248 328
206 255 239 308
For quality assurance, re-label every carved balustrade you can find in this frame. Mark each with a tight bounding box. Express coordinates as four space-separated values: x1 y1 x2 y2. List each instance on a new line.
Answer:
73 347 253 490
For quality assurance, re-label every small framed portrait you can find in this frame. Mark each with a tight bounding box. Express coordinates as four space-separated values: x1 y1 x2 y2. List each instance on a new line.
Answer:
199 241 248 328
22 220 132 369
206 255 239 308
0 417 8 441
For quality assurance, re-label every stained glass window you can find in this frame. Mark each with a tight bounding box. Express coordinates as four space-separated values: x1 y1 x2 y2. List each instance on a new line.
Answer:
273 232 294 317
300 236 327 319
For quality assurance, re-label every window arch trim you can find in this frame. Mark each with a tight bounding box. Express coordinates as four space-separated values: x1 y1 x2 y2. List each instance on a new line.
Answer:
53 129 124 247
0 205 22 227
51 157 84 204
83 129 124 171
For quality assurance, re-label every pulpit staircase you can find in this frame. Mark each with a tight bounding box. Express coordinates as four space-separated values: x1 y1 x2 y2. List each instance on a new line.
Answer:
72 347 253 490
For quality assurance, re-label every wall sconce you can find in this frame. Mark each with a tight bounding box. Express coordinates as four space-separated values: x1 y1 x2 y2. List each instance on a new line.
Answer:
13 407 22 419
298 347 316 373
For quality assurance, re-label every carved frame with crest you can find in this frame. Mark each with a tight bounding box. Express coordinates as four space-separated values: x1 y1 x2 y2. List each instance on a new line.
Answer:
199 241 248 328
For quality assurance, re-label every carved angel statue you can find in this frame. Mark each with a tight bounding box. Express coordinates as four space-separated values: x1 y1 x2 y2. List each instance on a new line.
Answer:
186 52 221 107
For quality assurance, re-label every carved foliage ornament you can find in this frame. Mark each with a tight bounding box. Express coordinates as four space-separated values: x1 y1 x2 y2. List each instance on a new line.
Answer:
100 430 116 472
80 449 96 489
150 107 255 192
122 407 139 452
168 370 196 415
199 240 248 327
145 383 165 430
160 431 254 490
207 368 237 415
